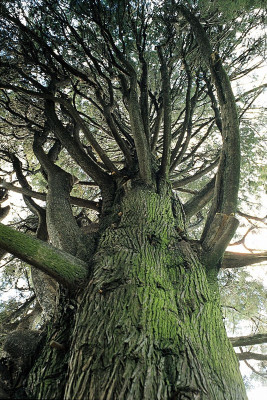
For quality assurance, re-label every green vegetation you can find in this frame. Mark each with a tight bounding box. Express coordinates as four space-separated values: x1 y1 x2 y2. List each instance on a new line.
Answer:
0 1 266 398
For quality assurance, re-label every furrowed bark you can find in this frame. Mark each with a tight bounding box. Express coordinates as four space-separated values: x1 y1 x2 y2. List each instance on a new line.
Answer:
62 187 247 400
0 222 88 288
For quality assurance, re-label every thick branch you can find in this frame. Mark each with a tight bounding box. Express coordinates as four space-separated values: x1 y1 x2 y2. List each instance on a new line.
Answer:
157 46 171 180
177 6 240 268
222 251 267 269
237 352 267 361
128 84 152 184
229 333 267 347
0 223 88 288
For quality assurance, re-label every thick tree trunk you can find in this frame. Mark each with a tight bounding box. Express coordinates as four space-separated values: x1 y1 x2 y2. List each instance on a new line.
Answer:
26 186 247 400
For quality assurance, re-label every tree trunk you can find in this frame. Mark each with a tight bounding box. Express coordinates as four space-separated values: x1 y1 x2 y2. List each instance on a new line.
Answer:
26 186 247 400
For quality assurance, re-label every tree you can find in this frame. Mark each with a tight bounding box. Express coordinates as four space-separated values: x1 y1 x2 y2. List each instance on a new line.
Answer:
0 1 266 399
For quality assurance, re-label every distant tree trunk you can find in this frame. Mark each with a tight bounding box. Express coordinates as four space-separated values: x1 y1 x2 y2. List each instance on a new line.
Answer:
26 186 247 400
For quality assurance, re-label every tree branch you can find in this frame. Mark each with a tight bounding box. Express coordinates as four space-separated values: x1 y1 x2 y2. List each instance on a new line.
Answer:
0 180 99 211
0 223 88 288
229 333 267 347
172 157 219 188
237 352 267 361
177 5 241 268
157 46 171 180
183 176 215 218
201 213 239 269
222 251 267 269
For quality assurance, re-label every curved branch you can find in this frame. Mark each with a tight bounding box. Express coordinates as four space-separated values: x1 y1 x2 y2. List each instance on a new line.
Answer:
172 157 219 188
201 213 239 269
177 6 240 268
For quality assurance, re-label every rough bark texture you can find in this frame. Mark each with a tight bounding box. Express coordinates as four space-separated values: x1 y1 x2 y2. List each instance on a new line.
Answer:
0 222 88 288
25 187 247 400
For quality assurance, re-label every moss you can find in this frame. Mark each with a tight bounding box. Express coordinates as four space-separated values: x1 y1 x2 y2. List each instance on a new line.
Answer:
25 187 247 399
0 222 88 287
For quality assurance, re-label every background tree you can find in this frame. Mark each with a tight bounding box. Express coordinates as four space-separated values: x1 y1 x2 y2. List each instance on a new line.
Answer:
0 0 266 399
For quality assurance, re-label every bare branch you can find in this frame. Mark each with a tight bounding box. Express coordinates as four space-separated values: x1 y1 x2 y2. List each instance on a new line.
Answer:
0 180 99 211
222 251 267 269
237 210 267 223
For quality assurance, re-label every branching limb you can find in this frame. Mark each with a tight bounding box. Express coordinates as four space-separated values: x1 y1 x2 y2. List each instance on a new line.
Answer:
177 5 241 268
45 100 112 187
33 132 91 259
242 359 267 377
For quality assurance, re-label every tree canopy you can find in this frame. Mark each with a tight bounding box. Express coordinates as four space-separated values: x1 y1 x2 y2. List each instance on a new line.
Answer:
0 0 266 398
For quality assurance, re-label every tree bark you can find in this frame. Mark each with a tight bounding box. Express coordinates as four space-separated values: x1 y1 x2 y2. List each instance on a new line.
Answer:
24 187 247 399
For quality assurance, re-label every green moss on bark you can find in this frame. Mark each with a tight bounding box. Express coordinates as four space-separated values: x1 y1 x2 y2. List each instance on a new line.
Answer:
0 223 88 287
63 187 247 400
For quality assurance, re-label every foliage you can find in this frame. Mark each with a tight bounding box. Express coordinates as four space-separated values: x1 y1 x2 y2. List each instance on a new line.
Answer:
0 0 266 397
